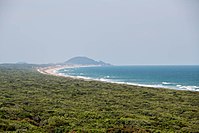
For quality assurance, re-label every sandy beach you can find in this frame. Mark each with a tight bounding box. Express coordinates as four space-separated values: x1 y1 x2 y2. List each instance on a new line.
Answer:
37 64 100 79
37 65 71 77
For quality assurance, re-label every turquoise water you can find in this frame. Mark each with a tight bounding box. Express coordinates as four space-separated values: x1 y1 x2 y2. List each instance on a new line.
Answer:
57 66 199 91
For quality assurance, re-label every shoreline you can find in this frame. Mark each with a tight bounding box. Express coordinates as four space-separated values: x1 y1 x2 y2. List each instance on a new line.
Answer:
37 65 100 79
37 65 199 92
37 65 175 90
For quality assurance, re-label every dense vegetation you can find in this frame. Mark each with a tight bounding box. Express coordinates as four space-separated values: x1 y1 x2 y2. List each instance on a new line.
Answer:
0 64 199 132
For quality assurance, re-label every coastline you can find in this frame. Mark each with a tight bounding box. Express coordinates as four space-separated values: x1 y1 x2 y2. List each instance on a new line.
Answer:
37 65 69 77
37 65 171 90
37 65 100 79
37 65 199 92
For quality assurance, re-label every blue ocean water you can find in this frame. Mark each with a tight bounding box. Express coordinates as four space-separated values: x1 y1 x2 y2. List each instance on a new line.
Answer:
57 66 199 91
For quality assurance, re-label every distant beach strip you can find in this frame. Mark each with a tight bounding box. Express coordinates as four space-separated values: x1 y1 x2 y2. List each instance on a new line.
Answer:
38 65 199 92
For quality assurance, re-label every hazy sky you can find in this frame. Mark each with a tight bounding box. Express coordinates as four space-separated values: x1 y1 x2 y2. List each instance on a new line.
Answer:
0 0 199 65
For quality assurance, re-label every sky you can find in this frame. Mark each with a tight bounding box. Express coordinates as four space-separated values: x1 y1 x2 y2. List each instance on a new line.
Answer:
0 0 199 65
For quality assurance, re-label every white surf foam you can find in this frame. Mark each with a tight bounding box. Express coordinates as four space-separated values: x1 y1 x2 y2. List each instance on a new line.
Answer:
179 86 199 91
162 82 176 85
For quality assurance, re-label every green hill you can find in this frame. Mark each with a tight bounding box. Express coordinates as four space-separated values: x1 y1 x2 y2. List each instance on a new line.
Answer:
65 56 111 66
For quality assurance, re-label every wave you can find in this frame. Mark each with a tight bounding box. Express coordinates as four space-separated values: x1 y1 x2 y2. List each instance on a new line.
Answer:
162 82 176 85
173 84 199 91
76 76 92 80
178 85 199 91
119 82 166 88
176 85 182 87
161 82 199 91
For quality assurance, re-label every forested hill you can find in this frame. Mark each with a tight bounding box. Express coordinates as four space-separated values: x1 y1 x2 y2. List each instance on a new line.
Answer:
65 56 111 66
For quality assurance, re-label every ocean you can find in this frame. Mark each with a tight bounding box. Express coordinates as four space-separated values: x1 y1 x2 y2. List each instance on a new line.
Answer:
57 66 199 91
